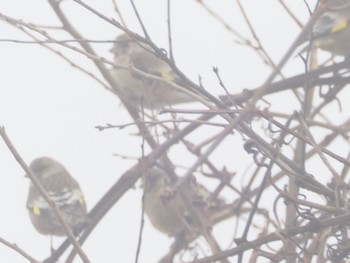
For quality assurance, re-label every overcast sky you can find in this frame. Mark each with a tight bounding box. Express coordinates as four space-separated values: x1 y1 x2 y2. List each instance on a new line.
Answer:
0 1 325 262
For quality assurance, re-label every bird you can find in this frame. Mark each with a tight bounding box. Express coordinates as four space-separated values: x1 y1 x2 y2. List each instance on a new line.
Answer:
142 167 195 237
26 157 87 236
110 33 196 110
304 0 350 56
141 167 229 263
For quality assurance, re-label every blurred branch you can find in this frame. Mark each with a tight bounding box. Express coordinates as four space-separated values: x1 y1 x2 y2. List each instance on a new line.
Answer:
0 237 41 263
0 127 90 263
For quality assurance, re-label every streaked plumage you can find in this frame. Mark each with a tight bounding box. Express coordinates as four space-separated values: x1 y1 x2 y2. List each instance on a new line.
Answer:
142 168 229 263
142 168 221 238
26 157 87 236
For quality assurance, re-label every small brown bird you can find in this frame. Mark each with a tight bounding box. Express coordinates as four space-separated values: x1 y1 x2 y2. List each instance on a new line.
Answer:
142 168 195 237
26 157 87 236
142 168 229 263
110 34 196 110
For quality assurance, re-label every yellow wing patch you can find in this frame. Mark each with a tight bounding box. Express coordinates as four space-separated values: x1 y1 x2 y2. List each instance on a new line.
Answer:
160 70 175 82
331 18 348 33
33 206 41 216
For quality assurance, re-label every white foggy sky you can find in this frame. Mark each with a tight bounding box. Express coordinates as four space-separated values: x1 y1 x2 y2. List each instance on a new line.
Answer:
0 1 323 262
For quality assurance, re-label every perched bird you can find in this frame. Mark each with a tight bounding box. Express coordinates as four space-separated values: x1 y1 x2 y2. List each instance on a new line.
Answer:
142 168 228 263
142 168 197 237
305 0 350 55
26 157 87 236
110 34 196 110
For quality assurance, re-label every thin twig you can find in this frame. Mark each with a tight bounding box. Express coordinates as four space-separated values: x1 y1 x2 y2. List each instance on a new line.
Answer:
0 237 41 263
0 127 90 263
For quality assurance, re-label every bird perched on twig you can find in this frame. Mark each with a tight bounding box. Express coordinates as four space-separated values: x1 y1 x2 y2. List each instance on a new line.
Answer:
141 167 229 263
26 157 87 236
303 0 350 56
110 33 196 110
